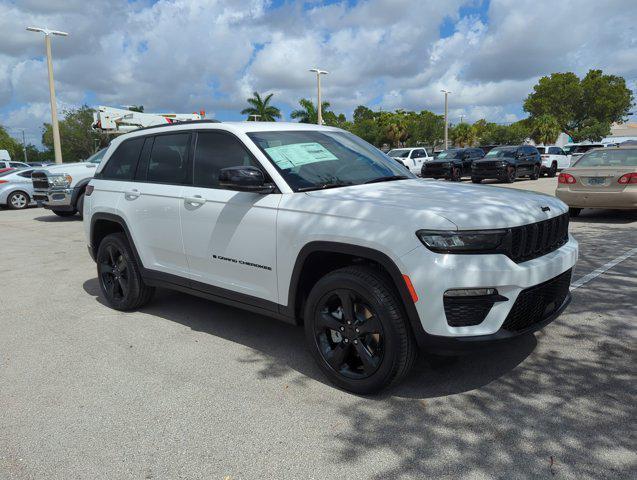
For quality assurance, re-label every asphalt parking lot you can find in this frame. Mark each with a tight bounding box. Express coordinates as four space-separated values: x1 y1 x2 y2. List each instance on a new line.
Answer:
1 177 635 479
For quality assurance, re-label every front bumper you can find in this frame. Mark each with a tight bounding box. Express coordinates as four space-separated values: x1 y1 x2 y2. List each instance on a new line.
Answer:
555 187 637 209
33 188 75 211
471 165 508 179
398 235 578 350
422 164 452 178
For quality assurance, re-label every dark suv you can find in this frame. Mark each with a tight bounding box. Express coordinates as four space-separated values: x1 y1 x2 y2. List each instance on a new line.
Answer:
421 148 485 181
471 145 541 183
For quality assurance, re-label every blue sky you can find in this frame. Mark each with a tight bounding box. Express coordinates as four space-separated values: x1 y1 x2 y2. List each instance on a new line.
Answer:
0 0 635 147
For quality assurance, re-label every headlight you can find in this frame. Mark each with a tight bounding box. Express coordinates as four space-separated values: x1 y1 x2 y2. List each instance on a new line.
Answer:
416 229 508 253
50 174 72 188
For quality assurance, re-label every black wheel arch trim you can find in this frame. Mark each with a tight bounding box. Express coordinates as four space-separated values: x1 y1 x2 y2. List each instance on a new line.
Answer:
282 241 428 345
71 178 93 207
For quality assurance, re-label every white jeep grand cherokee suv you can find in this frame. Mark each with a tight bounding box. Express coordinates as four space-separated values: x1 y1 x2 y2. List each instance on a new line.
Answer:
84 121 578 393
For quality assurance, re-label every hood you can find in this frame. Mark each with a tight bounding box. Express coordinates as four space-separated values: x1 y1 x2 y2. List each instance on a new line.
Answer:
305 179 567 230
41 162 96 174
474 156 513 164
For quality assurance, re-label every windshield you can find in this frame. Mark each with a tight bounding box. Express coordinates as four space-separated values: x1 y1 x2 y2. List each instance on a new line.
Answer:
436 150 462 159
574 149 637 167
486 147 516 158
572 145 603 154
87 148 108 164
248 130 414 191
387 149 410 158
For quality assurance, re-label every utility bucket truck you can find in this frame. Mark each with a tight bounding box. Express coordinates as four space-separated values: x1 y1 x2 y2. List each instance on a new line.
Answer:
92 105 206 134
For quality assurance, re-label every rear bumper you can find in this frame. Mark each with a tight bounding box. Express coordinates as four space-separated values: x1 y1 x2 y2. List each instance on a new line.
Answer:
555 187 637 209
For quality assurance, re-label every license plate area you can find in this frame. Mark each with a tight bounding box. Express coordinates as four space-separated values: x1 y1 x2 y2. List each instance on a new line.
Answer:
586 177 606 186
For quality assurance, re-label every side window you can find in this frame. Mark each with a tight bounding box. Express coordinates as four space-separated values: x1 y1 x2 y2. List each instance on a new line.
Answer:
100 138 144 180
147 133 191 184
193 131 260 189
18 170 34 178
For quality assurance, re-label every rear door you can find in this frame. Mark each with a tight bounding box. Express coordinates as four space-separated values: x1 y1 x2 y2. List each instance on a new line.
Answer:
179 130 280 303
114 133 191 277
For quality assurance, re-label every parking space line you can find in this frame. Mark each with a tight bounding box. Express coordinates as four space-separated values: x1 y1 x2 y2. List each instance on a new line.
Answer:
570 247 637 291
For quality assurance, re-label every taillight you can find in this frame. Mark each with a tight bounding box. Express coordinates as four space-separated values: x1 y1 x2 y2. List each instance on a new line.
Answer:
558 173 576 184
618 173 637 184
0 180 8 184
85 185 94 196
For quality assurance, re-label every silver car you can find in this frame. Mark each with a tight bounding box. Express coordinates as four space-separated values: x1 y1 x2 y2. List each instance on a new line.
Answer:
0 169 37 209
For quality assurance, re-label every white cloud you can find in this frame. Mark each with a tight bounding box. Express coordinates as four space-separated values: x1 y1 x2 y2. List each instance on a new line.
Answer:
0 0 635 146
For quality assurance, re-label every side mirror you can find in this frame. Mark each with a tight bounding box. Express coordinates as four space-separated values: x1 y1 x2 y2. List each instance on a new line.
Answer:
218 166 275 193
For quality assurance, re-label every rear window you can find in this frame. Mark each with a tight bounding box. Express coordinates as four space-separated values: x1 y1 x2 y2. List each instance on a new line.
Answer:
572 145 603 154
536 147 546 154
100 138 144 180
574 149 637 167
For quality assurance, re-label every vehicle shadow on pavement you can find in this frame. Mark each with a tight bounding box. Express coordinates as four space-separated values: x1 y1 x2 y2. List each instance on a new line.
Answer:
82 278 536 398
569 209 637 225
33 214 80 222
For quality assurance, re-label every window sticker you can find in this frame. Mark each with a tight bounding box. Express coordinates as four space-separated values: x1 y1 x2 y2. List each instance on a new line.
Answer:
265 142 338 169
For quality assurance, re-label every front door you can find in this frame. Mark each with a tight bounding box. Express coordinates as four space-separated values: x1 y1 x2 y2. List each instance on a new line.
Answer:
180 130 280 303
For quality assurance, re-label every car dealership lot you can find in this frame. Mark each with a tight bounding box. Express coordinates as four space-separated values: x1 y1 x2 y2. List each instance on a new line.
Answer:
1 178 635 479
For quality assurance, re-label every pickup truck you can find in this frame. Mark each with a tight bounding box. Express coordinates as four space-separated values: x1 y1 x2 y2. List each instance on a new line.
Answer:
32 149 106 218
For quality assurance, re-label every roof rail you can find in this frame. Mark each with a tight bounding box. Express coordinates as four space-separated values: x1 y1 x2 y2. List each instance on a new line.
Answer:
133 119 222 132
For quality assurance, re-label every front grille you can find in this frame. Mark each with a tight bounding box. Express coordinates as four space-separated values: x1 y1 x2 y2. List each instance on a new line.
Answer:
473 161 501 169
31 171 49 190
444 295 498 327
501 269 572 332
509 213 569 263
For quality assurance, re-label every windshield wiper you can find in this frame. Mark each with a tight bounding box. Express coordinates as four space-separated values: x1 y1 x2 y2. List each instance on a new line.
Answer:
297 182 353 192
363 175 409 184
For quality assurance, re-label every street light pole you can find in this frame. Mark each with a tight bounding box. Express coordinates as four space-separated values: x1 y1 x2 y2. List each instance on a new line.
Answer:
441 89 451 149
27 26 68 164
309 68 328 125
21 129 28 162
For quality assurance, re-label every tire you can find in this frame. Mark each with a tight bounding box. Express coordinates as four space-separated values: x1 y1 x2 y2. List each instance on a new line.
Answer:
503 166 516 183
7 191 29 210
471 177 481 183
77 193 85 220
530 165 540 180
547 162 557 178
450 167 461 182
569 207 582 217
52 209 77 217
96 232 155 311
303 266 417 394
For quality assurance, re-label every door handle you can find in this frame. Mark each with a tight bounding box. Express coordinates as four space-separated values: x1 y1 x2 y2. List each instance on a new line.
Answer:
184 195 205 206
124 189 140 199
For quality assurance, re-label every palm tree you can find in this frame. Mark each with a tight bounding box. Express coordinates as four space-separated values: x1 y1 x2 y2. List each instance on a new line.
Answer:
386 122 409 147
290 98 331 124
240 92 281 121
531 114 561 145
451 123 476 147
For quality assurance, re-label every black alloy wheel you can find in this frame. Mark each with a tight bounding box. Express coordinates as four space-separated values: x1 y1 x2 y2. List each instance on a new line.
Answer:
96 232 155 310
530 164 540 180
313 289 384 380
504 166 516 183
304 266 417 394
548 162 558 178
99 243 130 303
450 166 462 181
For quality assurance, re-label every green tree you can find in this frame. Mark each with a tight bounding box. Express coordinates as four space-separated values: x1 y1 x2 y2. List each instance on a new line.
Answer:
0 126 24 160
42 105 109 163
451 122 476 147
240 91 281 121
290 98 331 124
523 69 633 142
531 114 561 144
